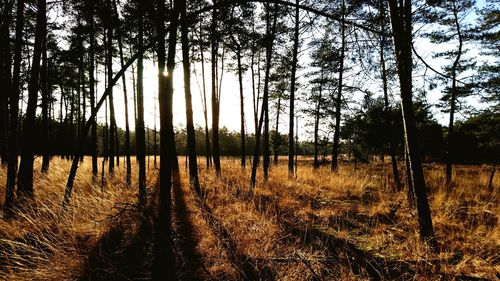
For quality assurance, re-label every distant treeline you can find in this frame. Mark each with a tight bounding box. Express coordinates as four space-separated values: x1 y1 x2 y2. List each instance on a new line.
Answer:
26 106 498 164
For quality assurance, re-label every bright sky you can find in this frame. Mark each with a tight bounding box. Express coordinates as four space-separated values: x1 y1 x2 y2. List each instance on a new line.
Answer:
35 0 494 142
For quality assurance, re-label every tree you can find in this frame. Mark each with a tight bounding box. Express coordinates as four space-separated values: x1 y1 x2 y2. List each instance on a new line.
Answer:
331 0 346 173
422 0 475 185
114 0 132 185
0 0 13 165
379 0 402 190
288 0 300 176
4 0 25 214
135 0 146 205
227 4 253 169
388 0 437 249
17 0 46 197
181 0 201 193
152 0 178 278
475 0 499 110
211 0 222 176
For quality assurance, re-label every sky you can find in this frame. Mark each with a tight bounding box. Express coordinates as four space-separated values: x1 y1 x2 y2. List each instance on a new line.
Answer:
39 0 495 143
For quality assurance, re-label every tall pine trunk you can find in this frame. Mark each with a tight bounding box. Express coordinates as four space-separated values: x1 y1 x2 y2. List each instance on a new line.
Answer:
380 0 402 191
136 5 146 205
106 0 116 175
211 1 221 176
153 0 177 278
114 0 131 184
0 0 12 165
313 89 321 169
331 0 345 173
18 0 46 197
181 0 201 193
263 2 277 182
288 0 299 177
445 0 463 186
388 0 437 249
88 2 98 178
237 51 246 169
198 22 212 168
5 0 24 213
273 93 281 165
41 36 49 173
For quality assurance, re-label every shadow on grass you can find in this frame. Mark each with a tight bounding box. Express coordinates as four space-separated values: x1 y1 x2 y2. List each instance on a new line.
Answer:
78 211 154 281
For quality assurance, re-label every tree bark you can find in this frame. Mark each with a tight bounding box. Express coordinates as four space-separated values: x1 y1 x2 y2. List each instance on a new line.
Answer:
87 2 98 178
106 0 116 175
263 2 277 182
0 0 13 165
198 21 212 168
114 0 131 185
273 93 281 165
41 35 49 172
380 0 402 191
181 0 201 194
313 90 321 169
211 1 222 176
445 0 462 186
136 3 146 205
388 0 437 249
237 51 246 169
331 0 345 173
4 0 23 214
288 0 299 177
153 0 177 278
17 0 46 197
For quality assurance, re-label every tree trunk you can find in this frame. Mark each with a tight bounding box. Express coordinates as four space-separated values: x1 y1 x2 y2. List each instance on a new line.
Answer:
4 0 23 214
331 0 345 173
211 2 221 176
388 0 437 249
380 0 402 191
153 0 177 278
237 51 246 169
136 5 146 205
288 0 299 177
62 43 153 208
17 0 46 197
446 0 462 186
41 40 50 172
273 93 281 165
106 0 116 175
0 0 12 165
405 143 415 206
313 93 320 169
181 0 201 194
198 21 212 168
114 0 131 185
263 2 277 182
88 2 98 178
78 16 85 163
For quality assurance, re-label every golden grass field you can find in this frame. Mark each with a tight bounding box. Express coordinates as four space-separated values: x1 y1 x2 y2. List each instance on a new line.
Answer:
0 157 498 280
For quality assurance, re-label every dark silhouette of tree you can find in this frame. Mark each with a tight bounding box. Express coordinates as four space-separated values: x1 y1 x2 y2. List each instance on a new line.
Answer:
288 0 300 177
17 0 46 197
4 0 24 214
423 0 475 186
181 0 201 193
388 0 437 249
135 0 146 205
331 0 346 173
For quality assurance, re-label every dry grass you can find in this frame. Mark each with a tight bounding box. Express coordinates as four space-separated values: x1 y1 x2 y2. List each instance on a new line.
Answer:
0 156 498 280
0 157 157 281
189 158 499 280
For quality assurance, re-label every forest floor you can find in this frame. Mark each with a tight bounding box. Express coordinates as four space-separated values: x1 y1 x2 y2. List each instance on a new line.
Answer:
0 157 499 280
